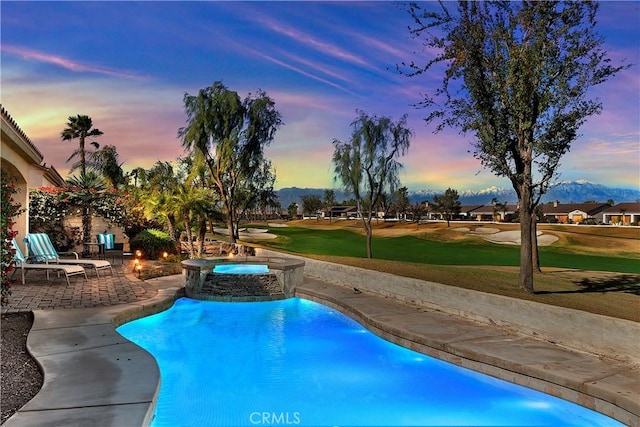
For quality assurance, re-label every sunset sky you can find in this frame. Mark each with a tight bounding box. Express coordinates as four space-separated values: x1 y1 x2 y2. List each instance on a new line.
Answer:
2 1 639 192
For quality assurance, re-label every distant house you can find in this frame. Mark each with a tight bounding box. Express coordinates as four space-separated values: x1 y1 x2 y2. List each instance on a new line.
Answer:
601 203 640 225
1 106 65 252
422 202 485 221
322 206 358 219
469 204 519 222
457 205 485 220
540 201 609 224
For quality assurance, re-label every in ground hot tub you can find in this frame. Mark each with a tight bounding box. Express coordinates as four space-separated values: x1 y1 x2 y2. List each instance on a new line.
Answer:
182 257 304 302
213 264 269 274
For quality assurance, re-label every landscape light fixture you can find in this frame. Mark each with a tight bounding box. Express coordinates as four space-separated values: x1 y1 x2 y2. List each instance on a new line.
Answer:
134 250 143 279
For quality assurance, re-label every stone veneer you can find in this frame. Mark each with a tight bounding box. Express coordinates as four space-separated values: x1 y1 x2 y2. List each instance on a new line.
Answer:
182 256 305 301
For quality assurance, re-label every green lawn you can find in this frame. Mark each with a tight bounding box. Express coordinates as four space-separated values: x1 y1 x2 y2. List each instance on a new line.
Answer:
260 227 640 274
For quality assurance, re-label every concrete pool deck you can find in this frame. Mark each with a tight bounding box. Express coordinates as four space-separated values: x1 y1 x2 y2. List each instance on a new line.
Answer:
2 267 639 426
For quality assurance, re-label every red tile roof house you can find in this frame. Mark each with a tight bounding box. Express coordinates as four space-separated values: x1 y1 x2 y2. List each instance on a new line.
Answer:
601 202 640 226
539 201 610 224
469 204 519 222
420 202 483 221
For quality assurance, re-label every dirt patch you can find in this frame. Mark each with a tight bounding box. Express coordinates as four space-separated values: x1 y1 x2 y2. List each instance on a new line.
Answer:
1 312 43 423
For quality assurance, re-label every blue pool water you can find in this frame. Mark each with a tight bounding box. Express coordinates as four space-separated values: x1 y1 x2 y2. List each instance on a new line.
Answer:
117 298 622 427
213 264 269 274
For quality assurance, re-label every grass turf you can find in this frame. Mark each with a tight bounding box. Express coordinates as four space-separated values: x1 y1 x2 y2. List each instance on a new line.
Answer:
261 226 640 274
253 223 639 321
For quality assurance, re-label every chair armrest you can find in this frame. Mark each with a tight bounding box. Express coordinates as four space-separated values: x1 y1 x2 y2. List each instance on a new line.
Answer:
58 251 79 259
25 255 40 264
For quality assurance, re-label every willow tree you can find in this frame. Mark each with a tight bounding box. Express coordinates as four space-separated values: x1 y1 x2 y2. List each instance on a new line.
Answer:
61 115 103 176
332 111 412 258
179 82 283 243
402 1 628 293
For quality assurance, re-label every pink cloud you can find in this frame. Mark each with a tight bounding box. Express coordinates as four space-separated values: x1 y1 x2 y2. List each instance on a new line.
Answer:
2 45 149 81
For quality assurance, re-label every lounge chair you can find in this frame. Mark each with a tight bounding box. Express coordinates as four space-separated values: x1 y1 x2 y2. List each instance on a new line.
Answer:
24 233 113 277
97 233 125 264
11 239 88 286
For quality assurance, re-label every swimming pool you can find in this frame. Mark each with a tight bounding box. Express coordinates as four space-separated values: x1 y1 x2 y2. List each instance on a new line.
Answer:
117 298 622 426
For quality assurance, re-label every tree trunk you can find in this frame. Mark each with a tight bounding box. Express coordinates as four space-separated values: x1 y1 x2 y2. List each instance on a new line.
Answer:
167 214 177 241
531 214 541 273
80 136 86 176
364 218 373 259
82 205 92 256
224 197 236 244
197 215 207 257
518 192 535 294
183 215 194 259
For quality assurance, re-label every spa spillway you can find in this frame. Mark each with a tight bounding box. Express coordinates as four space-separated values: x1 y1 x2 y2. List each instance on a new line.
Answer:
182 257 305 302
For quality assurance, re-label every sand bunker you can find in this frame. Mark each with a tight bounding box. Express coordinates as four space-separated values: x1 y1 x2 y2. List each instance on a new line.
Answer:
453 227 471 233
452 226 559 246
213 228 277 240
478 230 558 246
469 227 500 234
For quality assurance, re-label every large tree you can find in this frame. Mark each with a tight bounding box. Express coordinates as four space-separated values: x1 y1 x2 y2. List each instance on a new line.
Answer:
402 1 628 293
392 186 411 221
301 194 323 219
332 111 412 258
323 189 337 223
433 188 461 227
61 115 103 176
179 81 283 243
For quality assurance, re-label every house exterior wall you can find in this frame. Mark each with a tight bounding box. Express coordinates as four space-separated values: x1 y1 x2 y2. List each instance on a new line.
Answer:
64 213 129 253
1 108 65 253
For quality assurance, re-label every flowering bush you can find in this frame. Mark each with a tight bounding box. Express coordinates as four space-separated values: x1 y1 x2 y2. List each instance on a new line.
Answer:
1 172 24 306
29 187 152 243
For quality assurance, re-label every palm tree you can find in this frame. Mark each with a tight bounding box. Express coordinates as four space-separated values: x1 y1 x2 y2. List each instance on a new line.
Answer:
172 184 210 258
142 161 180 241
61 115 103 176
93 145 125 188
129 167 147 188
66 172 107 252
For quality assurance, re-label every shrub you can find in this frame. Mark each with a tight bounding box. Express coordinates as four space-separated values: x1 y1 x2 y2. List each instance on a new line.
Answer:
129 229 177 260
1 172 25 305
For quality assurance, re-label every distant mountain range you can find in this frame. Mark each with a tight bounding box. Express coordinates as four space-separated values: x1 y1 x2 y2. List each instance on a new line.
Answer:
276 181 640 208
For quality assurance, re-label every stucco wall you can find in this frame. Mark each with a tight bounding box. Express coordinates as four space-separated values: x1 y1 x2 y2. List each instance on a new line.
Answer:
64 214 128 252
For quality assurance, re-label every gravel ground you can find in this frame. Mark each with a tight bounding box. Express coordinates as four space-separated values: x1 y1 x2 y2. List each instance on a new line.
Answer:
1 312 43 424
